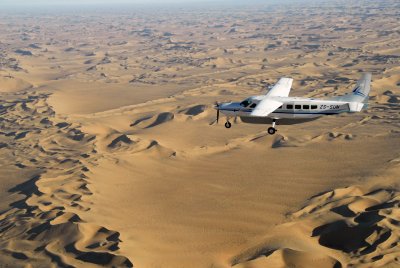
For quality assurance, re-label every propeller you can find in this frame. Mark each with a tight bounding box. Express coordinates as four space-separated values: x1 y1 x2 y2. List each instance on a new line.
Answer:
210 101 220 125
216 102 220 123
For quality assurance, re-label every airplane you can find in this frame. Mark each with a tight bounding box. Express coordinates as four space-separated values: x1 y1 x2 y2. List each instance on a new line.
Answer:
214 73 371 135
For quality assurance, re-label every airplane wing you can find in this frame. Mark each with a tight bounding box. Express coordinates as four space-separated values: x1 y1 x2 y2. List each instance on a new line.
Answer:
266 77 293 97
251 98 283 117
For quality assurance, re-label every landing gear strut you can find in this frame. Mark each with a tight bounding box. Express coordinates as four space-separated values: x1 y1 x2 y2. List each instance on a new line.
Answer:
267 119 277 135
225 121 232 128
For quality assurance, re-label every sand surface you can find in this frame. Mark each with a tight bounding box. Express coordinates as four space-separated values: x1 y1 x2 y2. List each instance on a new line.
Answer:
0 1 399 267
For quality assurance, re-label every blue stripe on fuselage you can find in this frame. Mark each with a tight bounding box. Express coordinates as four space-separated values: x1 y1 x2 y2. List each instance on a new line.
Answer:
219 108 347 115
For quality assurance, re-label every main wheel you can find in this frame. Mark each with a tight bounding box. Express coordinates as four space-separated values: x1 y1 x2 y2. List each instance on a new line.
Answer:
225 121 232 128
267 127 276 135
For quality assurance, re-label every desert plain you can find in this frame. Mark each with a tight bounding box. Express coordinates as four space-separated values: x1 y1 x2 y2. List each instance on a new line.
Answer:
0 0 399 267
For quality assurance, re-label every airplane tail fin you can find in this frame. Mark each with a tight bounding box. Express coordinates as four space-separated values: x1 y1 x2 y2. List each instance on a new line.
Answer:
350 73 371 101
333 73 371 112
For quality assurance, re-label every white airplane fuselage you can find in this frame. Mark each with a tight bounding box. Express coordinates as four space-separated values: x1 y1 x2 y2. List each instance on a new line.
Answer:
214 73 371 134
219 96 352 125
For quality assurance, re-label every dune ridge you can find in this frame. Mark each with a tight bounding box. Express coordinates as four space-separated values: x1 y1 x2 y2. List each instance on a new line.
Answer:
0 91 132 267
231 162 400 268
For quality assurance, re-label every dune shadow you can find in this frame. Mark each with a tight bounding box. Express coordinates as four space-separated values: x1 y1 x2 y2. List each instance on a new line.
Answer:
145 112 174 128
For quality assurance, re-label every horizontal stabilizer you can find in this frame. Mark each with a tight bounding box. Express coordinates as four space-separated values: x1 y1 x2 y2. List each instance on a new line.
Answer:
348 102 364 112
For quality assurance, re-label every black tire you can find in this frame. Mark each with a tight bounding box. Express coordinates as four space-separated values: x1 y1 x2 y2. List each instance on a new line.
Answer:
225 121 232 128
267 127 276 135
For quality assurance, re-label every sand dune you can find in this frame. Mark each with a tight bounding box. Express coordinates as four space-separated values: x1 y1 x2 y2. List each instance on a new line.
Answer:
0 0 399 267
145 112 174 128
0 76 32 92
0 92 132 267
76 87 399 267
178 104 207 116
232 164 400 268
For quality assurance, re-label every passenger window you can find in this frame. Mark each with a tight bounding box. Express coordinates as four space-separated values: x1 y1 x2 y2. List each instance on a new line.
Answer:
286 104 293 109
295 105 301 109
303 105 309 109
249 103 257 108
311 105 317 109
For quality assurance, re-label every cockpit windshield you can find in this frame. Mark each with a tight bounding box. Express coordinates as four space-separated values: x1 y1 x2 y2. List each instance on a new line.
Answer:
240 98 252 107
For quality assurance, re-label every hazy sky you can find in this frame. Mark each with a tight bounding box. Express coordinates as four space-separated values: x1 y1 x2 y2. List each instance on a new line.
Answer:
1 0 298 10
1 0 239 4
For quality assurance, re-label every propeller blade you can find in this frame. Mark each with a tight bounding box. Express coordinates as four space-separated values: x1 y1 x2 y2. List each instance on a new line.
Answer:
216 108 219 123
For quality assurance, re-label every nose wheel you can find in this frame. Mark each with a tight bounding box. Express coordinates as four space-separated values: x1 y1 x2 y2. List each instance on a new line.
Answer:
267 127 276 135
267 119 277 135
225 121 232 128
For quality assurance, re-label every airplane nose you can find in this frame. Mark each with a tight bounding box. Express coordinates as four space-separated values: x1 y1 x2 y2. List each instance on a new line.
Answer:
214 102 238 111
218 103 230 108
215 102 225 110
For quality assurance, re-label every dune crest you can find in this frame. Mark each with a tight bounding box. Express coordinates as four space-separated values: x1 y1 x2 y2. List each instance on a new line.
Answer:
0 92 132 267
232 163 400 268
